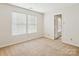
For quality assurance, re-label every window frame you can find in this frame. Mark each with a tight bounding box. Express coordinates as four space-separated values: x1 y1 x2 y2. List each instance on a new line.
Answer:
12 12 38 36
27 14 38 34
12 12 27 36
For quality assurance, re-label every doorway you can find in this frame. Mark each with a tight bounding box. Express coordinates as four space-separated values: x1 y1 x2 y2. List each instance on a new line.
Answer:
54 14 62 40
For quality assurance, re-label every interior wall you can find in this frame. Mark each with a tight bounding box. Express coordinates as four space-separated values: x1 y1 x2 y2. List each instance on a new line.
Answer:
0 4 44 48
44 9 62 40
62 4 79 47
44 4 79 47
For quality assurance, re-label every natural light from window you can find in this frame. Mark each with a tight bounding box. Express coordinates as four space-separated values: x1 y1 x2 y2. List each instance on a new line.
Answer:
12 12 37 35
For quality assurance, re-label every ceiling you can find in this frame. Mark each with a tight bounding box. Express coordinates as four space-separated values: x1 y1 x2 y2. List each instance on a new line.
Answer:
10 3 78 13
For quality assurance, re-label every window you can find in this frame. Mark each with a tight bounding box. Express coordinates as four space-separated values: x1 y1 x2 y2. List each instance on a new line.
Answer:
28 15 37 33
12 12 27 35
12 12 38 35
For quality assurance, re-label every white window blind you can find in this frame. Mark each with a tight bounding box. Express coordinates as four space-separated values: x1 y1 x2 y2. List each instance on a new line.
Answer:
12 12 38 35
28 15 37 33
12 12 27 35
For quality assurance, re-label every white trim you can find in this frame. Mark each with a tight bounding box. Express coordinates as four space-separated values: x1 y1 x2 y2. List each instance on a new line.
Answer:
44 34 54 40
62 40 79 47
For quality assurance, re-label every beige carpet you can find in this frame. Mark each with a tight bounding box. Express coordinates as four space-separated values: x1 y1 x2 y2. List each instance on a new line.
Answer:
0 37 79 56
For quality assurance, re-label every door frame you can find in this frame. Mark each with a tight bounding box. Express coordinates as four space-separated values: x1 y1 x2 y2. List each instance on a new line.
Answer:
54 14 62 40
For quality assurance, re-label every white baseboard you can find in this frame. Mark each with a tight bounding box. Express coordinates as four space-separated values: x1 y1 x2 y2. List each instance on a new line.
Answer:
44 34 54 40
62 40 79 47
0 34 43 48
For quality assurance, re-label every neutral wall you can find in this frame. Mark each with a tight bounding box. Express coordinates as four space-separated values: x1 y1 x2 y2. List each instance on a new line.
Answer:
44 9 62 40
62 4 79 47
0 4 44 48
44 4 79 47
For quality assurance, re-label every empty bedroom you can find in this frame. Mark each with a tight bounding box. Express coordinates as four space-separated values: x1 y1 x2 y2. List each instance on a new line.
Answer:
0 3 79 56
